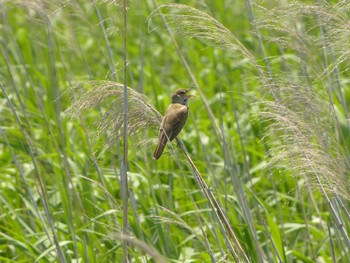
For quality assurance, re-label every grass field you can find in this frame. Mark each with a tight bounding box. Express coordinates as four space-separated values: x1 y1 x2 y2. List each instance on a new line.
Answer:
1 0 350 262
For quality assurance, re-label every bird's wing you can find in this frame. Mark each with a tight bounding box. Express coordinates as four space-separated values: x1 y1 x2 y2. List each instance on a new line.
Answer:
153 128 168 160
162 103 189 141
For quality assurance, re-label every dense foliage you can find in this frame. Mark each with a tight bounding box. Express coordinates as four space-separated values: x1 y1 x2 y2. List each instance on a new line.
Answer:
0 0 349 262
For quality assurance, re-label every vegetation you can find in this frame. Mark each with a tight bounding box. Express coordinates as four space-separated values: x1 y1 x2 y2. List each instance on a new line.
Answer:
0 0 349 262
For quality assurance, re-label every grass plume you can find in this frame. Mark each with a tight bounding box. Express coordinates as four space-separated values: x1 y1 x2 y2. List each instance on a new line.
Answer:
65 81 161 155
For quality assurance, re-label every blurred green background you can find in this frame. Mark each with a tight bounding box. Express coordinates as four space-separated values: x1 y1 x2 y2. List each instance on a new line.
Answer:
0 0 349 262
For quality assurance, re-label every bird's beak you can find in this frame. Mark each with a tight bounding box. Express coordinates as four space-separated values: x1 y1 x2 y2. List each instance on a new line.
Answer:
185 89 196 99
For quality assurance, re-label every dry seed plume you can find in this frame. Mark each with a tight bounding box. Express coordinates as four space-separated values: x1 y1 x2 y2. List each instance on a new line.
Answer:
65 81 162 155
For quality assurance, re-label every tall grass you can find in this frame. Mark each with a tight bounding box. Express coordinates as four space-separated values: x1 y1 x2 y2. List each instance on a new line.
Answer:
0 0 349 262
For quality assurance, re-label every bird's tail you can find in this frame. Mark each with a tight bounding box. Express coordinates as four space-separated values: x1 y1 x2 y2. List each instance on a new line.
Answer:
153 133 168 160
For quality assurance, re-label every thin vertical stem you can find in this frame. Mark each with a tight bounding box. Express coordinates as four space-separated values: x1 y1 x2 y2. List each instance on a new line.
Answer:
122 1 129 263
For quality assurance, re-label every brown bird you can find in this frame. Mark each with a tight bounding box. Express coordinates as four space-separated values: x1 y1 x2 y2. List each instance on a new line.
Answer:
153 89 192 160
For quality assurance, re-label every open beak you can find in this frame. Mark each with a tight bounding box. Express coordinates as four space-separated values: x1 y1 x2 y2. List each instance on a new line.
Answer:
185 89 196 99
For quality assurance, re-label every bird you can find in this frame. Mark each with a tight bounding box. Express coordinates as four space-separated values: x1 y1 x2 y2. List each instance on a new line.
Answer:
153 89 192 160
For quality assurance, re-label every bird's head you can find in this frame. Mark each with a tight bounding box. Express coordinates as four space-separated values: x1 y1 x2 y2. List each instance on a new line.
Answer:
171 89 194 106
